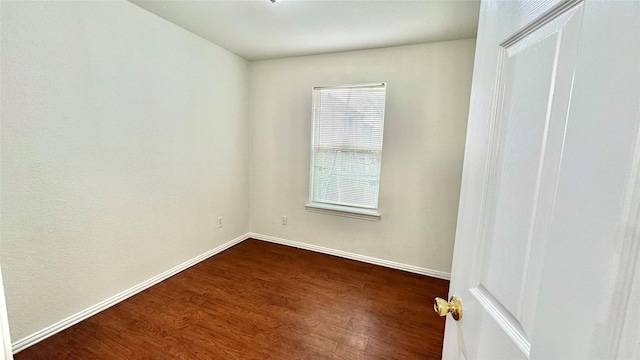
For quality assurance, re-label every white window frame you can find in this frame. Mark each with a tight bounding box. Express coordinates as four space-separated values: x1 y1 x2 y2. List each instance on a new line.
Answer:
305 83 386 221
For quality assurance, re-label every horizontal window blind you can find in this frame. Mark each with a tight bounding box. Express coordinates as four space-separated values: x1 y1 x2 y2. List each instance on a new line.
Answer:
310 83 386 210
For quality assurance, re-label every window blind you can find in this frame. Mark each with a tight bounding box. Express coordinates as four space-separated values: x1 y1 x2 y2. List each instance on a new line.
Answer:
310 83 386 210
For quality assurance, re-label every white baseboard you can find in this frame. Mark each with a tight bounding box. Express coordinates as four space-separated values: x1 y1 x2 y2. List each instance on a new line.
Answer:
247 232 451 280
12 231 450 353
11 233 249 354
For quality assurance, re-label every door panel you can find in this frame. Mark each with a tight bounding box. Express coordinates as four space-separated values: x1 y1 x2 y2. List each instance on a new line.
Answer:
474 4 583 354
444 0 640 358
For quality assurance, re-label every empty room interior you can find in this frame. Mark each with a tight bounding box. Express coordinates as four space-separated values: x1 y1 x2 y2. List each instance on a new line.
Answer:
3 0 639 359
0 0 478 357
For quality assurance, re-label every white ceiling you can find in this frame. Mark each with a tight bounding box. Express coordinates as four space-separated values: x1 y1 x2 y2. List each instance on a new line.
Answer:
130 0 480 61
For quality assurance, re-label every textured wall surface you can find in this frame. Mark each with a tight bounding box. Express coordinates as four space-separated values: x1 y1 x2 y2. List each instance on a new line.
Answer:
0 1 249 341
248 40 476 273
0 0 476 346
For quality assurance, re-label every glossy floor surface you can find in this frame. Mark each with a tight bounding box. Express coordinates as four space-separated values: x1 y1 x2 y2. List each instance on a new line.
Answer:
15 239 449 359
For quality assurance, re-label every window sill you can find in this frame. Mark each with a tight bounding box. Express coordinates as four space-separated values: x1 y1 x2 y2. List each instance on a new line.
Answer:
305 203 380 221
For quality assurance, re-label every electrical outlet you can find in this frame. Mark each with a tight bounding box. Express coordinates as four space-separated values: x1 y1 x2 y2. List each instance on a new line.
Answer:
217 216 223 228
281 215 287 226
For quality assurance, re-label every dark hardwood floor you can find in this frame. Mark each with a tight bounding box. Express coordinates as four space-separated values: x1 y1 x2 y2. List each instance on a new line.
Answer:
15 239 449 359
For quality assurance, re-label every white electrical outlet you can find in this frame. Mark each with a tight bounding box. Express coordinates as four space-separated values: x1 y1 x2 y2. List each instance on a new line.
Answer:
217 216 223 228
281 215 287 226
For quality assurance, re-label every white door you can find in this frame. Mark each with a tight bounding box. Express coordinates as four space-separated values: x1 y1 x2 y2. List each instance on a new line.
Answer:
442 0 640 359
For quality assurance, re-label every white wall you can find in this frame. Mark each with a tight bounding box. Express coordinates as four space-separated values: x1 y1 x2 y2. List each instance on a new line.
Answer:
0 1 249 341
0 265 13 359
1 0 475 346
249 40 476 273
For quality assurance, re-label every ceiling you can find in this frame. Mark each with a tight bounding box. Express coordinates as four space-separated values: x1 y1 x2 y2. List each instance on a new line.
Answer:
130 0 480 61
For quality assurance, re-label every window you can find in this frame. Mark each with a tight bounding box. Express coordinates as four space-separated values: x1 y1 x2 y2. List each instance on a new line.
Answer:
306 83 387 221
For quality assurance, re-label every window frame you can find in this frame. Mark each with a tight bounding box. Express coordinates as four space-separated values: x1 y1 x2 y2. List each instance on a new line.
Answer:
305 83 387 221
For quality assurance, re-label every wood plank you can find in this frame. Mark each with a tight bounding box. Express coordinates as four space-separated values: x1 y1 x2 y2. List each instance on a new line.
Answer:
14 239 449 359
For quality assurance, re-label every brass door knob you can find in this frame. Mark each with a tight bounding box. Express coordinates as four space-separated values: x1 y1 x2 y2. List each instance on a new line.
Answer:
433 295 463 321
